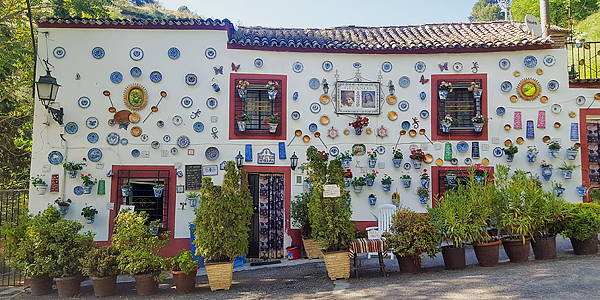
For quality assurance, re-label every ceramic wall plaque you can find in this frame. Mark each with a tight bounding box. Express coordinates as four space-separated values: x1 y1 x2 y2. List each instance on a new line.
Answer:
526 120 535 139
278 142 286 159
472 142 480 158
245 144 252 162
50 174 59 193
444 142 453 161
571 123 579 140
514 111 522 129
257 148 275 164
537 111 546 128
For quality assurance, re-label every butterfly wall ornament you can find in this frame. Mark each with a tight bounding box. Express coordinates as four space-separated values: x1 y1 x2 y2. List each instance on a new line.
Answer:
231 62 241 72
438 62 448 71
419 75 430 85
213 65 223 75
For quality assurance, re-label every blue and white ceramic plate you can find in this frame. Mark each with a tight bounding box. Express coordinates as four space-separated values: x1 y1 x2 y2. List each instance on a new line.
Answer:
308 123 318 133
310 102 321 114
151 141 160 149
292 61 304 73
353 62 362 69
403 162 412 170
543 55 556 67
170 147 178 155
53 47 66 59
464 157 473 165
130 67 142 78
185 74 197 86
398 100 409 111
108 119 116 127
163 135 171 143
420 91 426 100
91 47 105 59
322 60 333 72
48 150 63 165
309 78 320 90
87 132 99 143
205 147 219 161
168 47 180 59
140 134 148 142
120 138 128 145
414 61 426 73
193 121 204 133
524 55 537 68
451 158 459 165
293 91 299 100
157 120 164 128
398 76 411 88
547 80 559 91
130 47 144 61
205 47 217 59
107 132 120 145
150 71 162 83
551 103 562 113
576 96 586 105
78 97 91 108
177 135 190 148
172 115 183 125
457 141 469 153
110 71 123 84
206 97 218 109
453 62 463 72
291 111 300 120
401 121 411 130
131 149 140 157
181 96 193 108
254 58 263 68
496 106 506 116
420 109 430 119
73 186 84 196
329 146 339 157
493 147 504 157
382 61 393 73
86 117 99 129
177 171 184 177
499 58 511 70
500 81 512 92
88 148 102 162
65 122 78 134
377 145 386 155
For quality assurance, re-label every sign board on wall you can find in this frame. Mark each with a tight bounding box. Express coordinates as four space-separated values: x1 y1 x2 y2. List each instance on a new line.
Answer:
323 184 341 198
185 164 202 191
335 81 381 115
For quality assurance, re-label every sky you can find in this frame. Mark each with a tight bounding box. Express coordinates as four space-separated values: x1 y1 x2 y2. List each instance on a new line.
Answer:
157 0 479 28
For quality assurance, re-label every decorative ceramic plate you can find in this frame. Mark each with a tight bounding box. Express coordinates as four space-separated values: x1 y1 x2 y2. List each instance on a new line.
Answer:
482 158 490 165
309 78 320 90
206 97 218 109
464 157 472 165
499 58 511 69
510 95 518 103
88 148 102 162
205 147 219 161
193 122 204 133
403 162 412 170
140 134 148 142
185 74 197 86
204 47 217 59
382 61 393 73
293 91 299 100
543 55 556 67
576 96 586 105
546 80 559 91
163 135 171 143
310 102 321 114
107 132 120 145
387 95 397 105
65 122 78 134
420 91 426 100
308 123 318 133
320 115 330 125
110 71 123 84
320 94 330 104
87 132 99 144
353 62 362 69
120 138 128 146
551 103 562 114
48 150 63 165
537 69 544 75
177 171 184 177
376 145 386 155
78 97 91 108
170 147 178 155
292 61 304 73
414 61 426 73
420 109 430 119
493 147 504 157
302 135 310 143
328 127 338 139
291 111 300 120
504 124 512 131
156 120 164 128
436 158 443 166
457 141 469 153
516 137 524 145
131 149 140 157
177 135 190 148
73 186 84 196
424 154 434 164
322 60 333 72
329 146 339 156
496 106 506 116
351 144 366 155
453 62 463 72
409 130 417 137
401 121 411 130
84 117 98 129
504 139 512 147
151 141 160 149
398 76 411 88
388 111 398 121
524 55 537 68
128 113 140 123
398 100 409 111
168 47 180 59
130 126 142 137
172 115 183 125
180 96 193 109
130 67 142 78
53 46 66 58
92 47 105 59
130 47 144 61
108 119 116 127
569 111 577 118
408 144 418 152
500 81 512 92
542 136 551 143
150 71 162 83
254 58 264 68
451 158 458 165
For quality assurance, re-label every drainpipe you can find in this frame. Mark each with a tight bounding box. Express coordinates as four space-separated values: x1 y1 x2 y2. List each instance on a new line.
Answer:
540 0 549 38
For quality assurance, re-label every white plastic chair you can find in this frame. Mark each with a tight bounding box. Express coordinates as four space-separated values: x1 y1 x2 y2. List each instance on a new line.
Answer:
365 204 397 259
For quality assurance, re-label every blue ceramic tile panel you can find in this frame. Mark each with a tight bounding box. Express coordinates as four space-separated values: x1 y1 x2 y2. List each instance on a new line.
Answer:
526 120 535 139
279 142 286 159
571 123 579 140
245 144 252 162
472 142 480 158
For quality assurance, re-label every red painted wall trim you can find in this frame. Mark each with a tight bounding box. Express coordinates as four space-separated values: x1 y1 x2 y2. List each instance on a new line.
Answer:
229 73 287 141
569 81 600 89
579 109 600 203
430 73 488 141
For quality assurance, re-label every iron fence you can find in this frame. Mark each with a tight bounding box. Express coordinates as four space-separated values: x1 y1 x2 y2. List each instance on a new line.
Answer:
0 189 28 287
566 41 600 81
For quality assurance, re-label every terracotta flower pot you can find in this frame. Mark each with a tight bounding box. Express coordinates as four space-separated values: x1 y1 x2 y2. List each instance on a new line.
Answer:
502 237 531 263
171 267 198 294
395 253 422 274
91 276 117 297
133 273 159 296
54 275 82 298
531 235 557 260
441 246 466 270
473 239 502 267
571 235 599 255
28 276 54 296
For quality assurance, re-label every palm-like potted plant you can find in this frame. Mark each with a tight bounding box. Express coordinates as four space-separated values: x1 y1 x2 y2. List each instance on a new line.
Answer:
168 250 199 294
557 161 579 179
529 192 570 260
63 159 87 178
290 191 323 259
81 205 98 224
30 175 47 195
80 245 120 297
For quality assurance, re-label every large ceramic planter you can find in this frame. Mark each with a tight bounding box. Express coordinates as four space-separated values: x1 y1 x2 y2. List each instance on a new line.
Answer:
392 158 403 168
172 267 198 294
268 123 278 133
57 205 70 216
353 185 363 194
526 152 537 162
502 237 531 263
368 196 377 206
237 121 247 132
412 160 422 169
302 237 324 259
382 182 391 192
82 184 93 194
441 246 466 270
473 239 502 267
91 276 117 297
531 235 557 260
440 121 451 133
571 235 599 255
368 158 377 168
541 167 552 181
342 159 351 168
67 169 79 179
473 122 484 132
133 273 159 296
28 276 54 296
35 184 47 195
55 275 82 298
395 253 421 274
267 89 278 100
438 90 449 100
566 149 579 160
153 187 164 197
323 251 350 280
401 178 412 188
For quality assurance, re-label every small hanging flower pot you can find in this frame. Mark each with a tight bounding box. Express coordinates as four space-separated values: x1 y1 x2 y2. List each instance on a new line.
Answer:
81 205 98 225
353 185 363 194
412 160 422 169
446 173 457 185
365 177 374 186
67 170 78 178
237 121 247 132
418 195 428 205
368 195 377 206
554 187 565 197
55 197 71 216
440 121 451 133
566 149 579 160
57 205 70 215
265 81 279 100
237 88 247 98
35 184 48 195
153 185 164 197
392 158 403 168
421 178 430 189
562 169 573 179
541 167 552 181
82 184 94 194
401 178 412 188
438 90 449 100
342 159 351 168
576 186 588 197
121 185 132 197
355 128 362 135
368 158 377 168
344 178 351 187
267 89 278 100
526 151 538 163
382 182 391 192
269 123 278 133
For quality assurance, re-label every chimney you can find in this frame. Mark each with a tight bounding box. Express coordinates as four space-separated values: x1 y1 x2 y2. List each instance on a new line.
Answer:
540 0 549 38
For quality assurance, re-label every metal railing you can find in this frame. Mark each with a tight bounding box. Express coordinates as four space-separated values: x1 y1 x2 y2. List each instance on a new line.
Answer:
0 189 28 287
566 41 600 81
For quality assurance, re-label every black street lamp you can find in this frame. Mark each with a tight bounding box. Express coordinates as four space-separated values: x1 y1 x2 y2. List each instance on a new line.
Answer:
235 151 244 168
290 152 299 170
36 69 63 125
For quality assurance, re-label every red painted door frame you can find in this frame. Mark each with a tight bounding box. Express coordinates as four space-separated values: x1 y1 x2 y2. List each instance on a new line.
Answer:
578 108 600 202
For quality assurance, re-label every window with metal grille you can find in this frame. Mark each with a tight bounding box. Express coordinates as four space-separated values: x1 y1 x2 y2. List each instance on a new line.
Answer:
232 78 283 137
432 167 493 207
244 87 274 130
117 169 170 227
437 79 483 134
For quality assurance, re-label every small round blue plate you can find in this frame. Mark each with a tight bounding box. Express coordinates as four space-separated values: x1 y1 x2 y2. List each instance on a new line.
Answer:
576 96 586 105
86 117 99 129
170 147 178 155
177 135 190 148
193 122 204 133
309 78 320 90
150 71 162 83
292 61 304 73
547 80 559 91
414 61 426 73
293 91 299 100
88 148 102 162
499 58 511 70
168 47 180 59
543 55 556 67
376 146 385 155
309 123 318 132
177 170 184 177
91 47 105 59
493 147 504 157
130 67 142 78
131 149 140 157
401 121 411 130
524 55 537 68
53 47 66 58
453 62 463 72
172 115 183 125
106 132 120 145
110 71 123 84
398 76 410 88
163 135 171 142
403 162 412 170
205 47 217 59
151 141 160 149
353 62 362 69
420 110 429 119
206 97 218 109
65 122 78 134
310 102 321 114
291 111 300 120
78 97 91 108
108 119 116 127
382 61 393 73
398 100 409 111
329 146 339 156
419 91 426 100
181 96 193 108
185 74 197 86
87 132 99 144
140 134 148 142
205 147 219 161
457 141 469 153
157 120 165 128
48 150 63 165
73 186 84 196
120 138 128 146
500 81 512 92
130 47 144 61
254 58 263 68
322 60 333 72
496 107 506 116
464 157 472 165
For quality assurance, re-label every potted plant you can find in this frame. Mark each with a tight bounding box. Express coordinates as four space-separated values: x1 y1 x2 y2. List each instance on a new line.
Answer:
381 174 393 192
80 245 120 297
557 161 579 179
566 145 580 160
416 187 429 204
438 81 453 100
265 81 279 100
365 170 378 186
168 250 199 294
503 145 518 162
112 210 171 296
236 114 252 132
262 113 279 133
343 169 353 187
391 147 403 168
553 181 565 197
339 150 354 168
81 205 98 224
420 169 430 189
445 170 458 185
400 173 412 188
383 207 439 274
290 191 323 259
30 175 47 195
193 161 253 290
440 114 459 133
409 149 426 169
526 145 539 162
55 197 72 215
348 116 369 135
561 203 600 255
63 159 87 178
153 183 164 197
547 140 561 158
80 173 97 194
351 176 366 193
121 182 133 197
186 192 200 208
530 191 571 260
472 163 487 184
368 193 377 206
540 160 553 181
471 114 487 132
236 80 249 98
367 148 377 168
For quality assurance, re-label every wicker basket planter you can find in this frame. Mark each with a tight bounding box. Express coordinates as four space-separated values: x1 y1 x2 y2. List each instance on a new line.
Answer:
303 238 324 259
205 261 234 291
322 251 350 280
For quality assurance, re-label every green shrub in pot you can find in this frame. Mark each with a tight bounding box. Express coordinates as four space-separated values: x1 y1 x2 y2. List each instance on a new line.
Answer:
561 203 600 241
80 245 120 278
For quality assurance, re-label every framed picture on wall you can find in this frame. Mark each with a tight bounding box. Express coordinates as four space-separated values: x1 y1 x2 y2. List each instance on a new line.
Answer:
335 81 381 115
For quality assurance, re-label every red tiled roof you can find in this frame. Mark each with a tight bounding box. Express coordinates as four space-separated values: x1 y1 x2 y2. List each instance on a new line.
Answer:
38 17 233 30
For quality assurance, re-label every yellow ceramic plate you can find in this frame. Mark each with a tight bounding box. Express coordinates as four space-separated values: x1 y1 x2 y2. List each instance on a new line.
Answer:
320 115 330 125
344 129 350 135
537 69 543 75
388 111 398 121
513 71 520 77
436 158 443 166
409 129 417 137
482 158 490 165
302 135 310 143
504 124 512 131
130 126 142 137
510 95 518 103
387 95 397 105
366 128 372 135
569 111 577 118
554 122 561 128
542 135 551 143
540 96 548 103
129 113 140 123
504 139 512 147
424 154 434 164
320 94 330 105
516 137 524 145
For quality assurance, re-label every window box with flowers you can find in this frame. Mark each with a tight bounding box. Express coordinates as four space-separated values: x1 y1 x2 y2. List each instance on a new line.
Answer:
262 113 279 133
365 170 378 186
471 114 488 133
367 148 377 168
540 160 553 181
526 145 539 162
400 173 412 188
391 147 403 168
381 174 393 192
236 114 252 132
266 81 279 100
55 197 72 215
349 116 369 135
409 149 426 169
420 169 430 189
80 174 97 194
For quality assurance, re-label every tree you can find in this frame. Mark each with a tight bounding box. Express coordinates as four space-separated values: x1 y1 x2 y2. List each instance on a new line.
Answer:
510 0 599 28
469 0 504 22
130 0 155 6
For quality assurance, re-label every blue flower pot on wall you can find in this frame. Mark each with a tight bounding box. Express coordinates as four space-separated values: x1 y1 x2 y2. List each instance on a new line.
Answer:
342 159 351 168
420 179 430 189
418 195 428 205
401 178 412 188
562 170 573 179
344 178 351 187
267 89 278 100
412 160 422 169
382 183 391 192
392 159 403 168
368 197 377 206
526 152 537 163
541 167 552 181
153 187 164 197
82 184 93 194
566 149 579 160
355 129 362 135
554 187 565 197
549 149 559 158
473 90 482 100
577 186 588 197
441 121 451 133
368 159 377 168
446 174 457 185
438 90 449 100
237 88 247 98
366 177 374 186
473 123 484 132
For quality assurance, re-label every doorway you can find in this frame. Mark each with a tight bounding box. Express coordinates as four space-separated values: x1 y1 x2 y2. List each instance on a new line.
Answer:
247 173 285 259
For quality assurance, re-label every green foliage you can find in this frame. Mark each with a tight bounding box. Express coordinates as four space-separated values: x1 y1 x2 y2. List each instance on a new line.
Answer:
81 205 98 219
290 191 312 238
167 250 198 275
511 0 598 28
561 203 600 241
575 10 600 41
63 160 86 171
383 207 440 258
80 245 120 277
193 161 253 263
351 176 366 186
469 0 504 22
